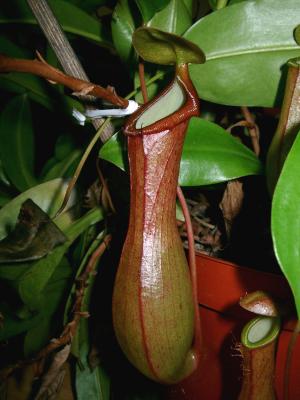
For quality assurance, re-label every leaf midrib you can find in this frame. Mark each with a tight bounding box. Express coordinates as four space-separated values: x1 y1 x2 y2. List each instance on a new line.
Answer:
205 45 299 62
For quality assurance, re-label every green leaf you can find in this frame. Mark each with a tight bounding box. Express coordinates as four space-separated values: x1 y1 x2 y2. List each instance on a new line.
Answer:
111 0 137 64
0 302 41 341
41 150 82 182
180 117 262 185
209 0 240 10
0 178 75 241
16 207 103 311
99 117 262 186
23 257 72 356
99 130 128 171
65 0 109 13
133 27 205 65
185 0 300 106
272 132 300 318
0 0 112 47
295 25 300 45
0 199 66 263
0 95 37 191
135 0 171 22
148 0 192 35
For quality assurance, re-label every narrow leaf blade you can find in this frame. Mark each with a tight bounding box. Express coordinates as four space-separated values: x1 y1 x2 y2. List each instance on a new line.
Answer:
0 95 37 191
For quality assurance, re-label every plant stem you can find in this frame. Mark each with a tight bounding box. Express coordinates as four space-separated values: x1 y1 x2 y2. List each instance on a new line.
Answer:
0 54 128 108
241 106 260 156
26 0 112 139
216 0 229 10
138 61 149 103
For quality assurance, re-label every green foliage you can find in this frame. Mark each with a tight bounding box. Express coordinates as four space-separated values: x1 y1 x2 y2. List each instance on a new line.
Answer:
0 0 300 397
0 95 37 191
185 0 300 106
99 117 262 186
135 0 171 22
0 0 112 47
272 132 300 318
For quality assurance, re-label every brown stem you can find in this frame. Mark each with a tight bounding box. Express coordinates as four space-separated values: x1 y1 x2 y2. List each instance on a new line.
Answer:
0 235 111 380
241 106 260 156
138 61 149 103
0 54 128 108
96 159 116 214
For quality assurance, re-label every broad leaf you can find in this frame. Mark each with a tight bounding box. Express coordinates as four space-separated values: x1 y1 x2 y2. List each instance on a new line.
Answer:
148 0 192 35
0 200 66 263
13 207 103 311
99 117 262 186
272 132 300 318
133 27 205 65
135 0 171 22
185 0 300 106
180 117 262 185
23 257 72 356
209 0 244 10
0 0 112 47
0 178 75 240
0 95 37 191
111 0 137 64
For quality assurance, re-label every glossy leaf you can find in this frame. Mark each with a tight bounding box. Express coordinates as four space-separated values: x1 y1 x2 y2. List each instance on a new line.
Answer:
0 178 75 240
272 132 300 318
111 0 137 63
209 0 243 10
0 200 66 263
135 0 171 21
148 0 192 35
0 95 37 191
133 27 205 65
0 0 112 47
185 0 300 106
99 117 262 186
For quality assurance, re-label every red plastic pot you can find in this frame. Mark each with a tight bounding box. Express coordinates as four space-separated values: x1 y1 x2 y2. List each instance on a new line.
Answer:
166 254 300 400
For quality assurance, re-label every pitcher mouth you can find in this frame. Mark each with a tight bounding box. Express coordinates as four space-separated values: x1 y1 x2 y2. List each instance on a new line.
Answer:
123 64 199 136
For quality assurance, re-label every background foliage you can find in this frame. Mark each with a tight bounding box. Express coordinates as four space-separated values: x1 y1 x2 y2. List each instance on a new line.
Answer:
0 0 299 399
